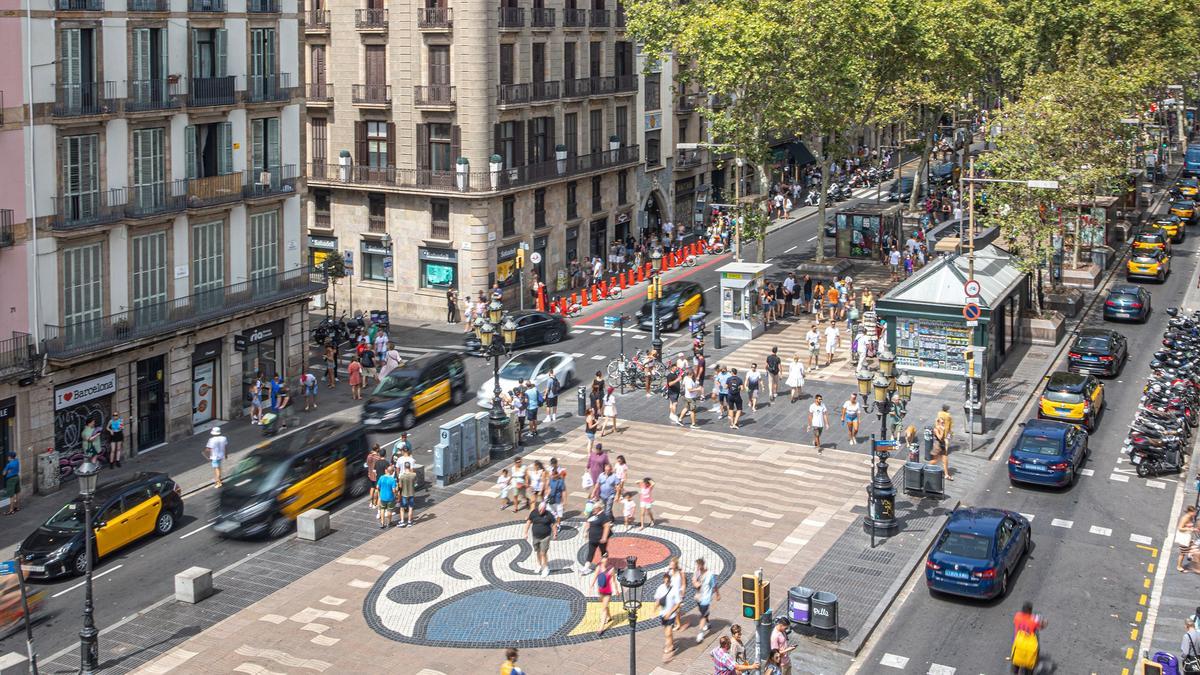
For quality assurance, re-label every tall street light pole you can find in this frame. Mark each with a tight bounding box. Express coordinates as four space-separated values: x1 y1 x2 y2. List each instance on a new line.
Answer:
734 157 744 262
649 246 664 359
619 556 646 675
76 459 100 675
855 352 914 543
381 232 393 328
476 300 518 460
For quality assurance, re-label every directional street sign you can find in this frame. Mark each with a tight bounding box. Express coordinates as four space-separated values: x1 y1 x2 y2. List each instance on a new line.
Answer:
0 560 15 575
963 303 982 321
963 279 981 297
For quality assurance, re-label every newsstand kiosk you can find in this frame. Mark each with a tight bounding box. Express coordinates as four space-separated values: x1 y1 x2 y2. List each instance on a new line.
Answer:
717 262 771 341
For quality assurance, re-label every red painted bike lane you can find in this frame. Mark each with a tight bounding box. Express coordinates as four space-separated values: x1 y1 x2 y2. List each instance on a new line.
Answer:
570 249 735 326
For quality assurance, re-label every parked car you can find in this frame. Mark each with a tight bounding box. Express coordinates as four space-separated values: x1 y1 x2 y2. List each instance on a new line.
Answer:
887 176 921 202
1148 214 1185 243
1103 284 1151 322
361 352 469 430
1037 371 1104 431
1007 420 1089 487
1131 229 1171 255
1169 200 1197 225
635 281 706 332
1067 329 1127 377
475 351 576 408
925 507 1031 599
1126 249 1171 282
16 472 183 579
463 310 568 353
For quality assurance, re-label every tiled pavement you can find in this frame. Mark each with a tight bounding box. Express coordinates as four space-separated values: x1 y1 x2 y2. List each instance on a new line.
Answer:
109 421 881 675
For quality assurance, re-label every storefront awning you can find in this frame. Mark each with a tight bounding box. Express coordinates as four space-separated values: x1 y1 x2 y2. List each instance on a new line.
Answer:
878 244 1026 310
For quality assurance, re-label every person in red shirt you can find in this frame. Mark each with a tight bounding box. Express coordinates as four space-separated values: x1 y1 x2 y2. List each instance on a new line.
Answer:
1012 602 1046 673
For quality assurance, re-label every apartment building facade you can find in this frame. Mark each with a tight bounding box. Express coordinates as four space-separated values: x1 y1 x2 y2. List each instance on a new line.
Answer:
0 0 317 490
305 0 642 319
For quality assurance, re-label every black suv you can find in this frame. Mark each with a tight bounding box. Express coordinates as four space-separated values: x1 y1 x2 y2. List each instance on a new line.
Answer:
1067 329 1128 377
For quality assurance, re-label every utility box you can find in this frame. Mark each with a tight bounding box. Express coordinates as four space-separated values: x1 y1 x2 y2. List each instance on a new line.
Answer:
37 451 60 495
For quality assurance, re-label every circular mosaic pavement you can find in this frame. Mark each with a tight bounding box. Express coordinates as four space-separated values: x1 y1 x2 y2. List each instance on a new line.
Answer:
363 520 735 649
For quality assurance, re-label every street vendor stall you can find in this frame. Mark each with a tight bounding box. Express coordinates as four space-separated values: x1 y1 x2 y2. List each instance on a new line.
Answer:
835 203 903 259
717 262 771 341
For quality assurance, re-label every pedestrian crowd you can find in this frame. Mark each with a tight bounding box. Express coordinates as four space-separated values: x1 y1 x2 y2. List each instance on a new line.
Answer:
366 434 420 529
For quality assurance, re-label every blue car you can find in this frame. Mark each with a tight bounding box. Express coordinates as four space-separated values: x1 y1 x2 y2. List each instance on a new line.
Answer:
925 508 1031 599
1007 420 1089 487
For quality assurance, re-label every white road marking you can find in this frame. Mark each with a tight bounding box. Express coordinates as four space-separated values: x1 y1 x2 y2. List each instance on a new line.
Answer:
1131 533 1154 545
591 355 605 360
632 334 647 339
571 352 585 357
571 329 586 334
1089 526 1113 537
1147 480 1167 489
1079 468 1095 476
705 285 717 292
1020 512 1035 521
880 653 909 669
53 564 124 598
591 331 606 336
1051 518 1073 529
179 520 216 539
807 236 817 242
785 246 797 253
765 259 774 264
927 665 957 675
1110 473 1130 482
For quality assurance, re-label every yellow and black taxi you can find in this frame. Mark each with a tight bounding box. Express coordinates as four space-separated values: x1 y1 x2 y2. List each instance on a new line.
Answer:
214 417 370 539
362 352 468 430
16 472 183 578
1148 214 1186 243
1131 229 1171 255
1174 177 1200 199
1126 248 1171 282
636 280 706 332
1038 371 1104 431
1170 200 1198 225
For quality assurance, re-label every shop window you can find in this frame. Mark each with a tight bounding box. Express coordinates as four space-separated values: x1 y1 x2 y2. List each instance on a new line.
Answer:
431 198 450 239
567 181 578 220
534 189 546 229
361 240 391 281
503 196 516 237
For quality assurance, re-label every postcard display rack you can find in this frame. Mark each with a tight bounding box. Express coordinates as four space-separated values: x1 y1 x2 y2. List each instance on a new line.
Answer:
894 317 969 375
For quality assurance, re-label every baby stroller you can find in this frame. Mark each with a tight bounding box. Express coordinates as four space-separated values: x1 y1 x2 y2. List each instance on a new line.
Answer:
260 411 280 437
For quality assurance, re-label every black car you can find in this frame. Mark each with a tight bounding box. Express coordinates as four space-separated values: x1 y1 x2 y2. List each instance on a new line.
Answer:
463 310 568 353
929 161 958 186
1103 284 1151 322
1067 329 1127 377
16 472 183 579
635 280 706 331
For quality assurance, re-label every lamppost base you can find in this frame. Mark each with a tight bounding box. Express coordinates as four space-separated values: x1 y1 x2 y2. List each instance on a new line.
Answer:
488 412 513 461
863 517 899 535
79 625 99 675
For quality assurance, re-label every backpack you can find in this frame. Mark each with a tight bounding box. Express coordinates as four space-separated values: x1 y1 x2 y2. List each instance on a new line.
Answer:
1155 651 1181 675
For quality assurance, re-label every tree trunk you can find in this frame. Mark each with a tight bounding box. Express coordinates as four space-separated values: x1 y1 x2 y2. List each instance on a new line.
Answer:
816 157 828 263
908 110 939 212
755 163 770 264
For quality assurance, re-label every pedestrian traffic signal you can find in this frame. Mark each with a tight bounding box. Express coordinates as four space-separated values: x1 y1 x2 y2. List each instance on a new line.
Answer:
741 574 769 620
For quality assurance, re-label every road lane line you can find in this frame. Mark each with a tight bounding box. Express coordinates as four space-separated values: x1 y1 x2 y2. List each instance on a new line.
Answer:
180 521 216 540
1089 525 1112 537
1130 533 1153 545
590 355 605 360
1079 468 1095 476
1050 518 1073 528
785 246 797 253
927 665 956 675
880 653 909 669
1146 480 1167 489
1020 512 1035 521
53 564 124 598
1110 473 1130 482
807 236 817 242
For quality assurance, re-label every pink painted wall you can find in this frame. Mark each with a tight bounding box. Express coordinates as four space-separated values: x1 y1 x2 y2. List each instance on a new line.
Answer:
0 14 29 336
0 242 30 336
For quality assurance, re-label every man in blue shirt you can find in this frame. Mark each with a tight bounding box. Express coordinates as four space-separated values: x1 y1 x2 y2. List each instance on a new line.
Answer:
525 381 541 437
592 463 621 516
376 465 398 528
547 469 566 522
2 452 19 515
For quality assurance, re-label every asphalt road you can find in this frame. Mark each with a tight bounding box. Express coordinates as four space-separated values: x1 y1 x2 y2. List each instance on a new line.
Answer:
0 180 892 661
857 223 1196 672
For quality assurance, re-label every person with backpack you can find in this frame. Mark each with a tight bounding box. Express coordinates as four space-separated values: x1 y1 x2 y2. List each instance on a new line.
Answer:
1182 614 1200 674
1011 602 1045 674
545 375 561 423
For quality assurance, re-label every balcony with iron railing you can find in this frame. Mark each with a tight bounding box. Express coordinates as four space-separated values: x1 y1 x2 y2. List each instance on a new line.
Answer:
53 192 124 231
563 77 591 98
306 9 330 30
53 81 120 118
247 0 279 12
118 179 188 219
497 80 560 105
531 7 555 27
414 85 455 108
356 8 387 29
247 73 291 103
589 74 637 95
56 0 103 9
418 7 452 28
127 78 184 112
186 172 244 209
309 145 640 193
675 148 704 170
0 209 12 248
308 82 334 104
190 75 236 107
615 6 626 26
368 213 386 232
244 164 299 199
43 267 328 359
314 210 331 228
676 94 698 114
187 0 224 11
353 83 392 105
129 0 169 10
0 332 37 380
498 6 525 27
589 8 610 26
564 7 586 26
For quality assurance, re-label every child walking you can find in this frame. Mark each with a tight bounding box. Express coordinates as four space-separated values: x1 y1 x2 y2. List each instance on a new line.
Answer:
639 477 656 529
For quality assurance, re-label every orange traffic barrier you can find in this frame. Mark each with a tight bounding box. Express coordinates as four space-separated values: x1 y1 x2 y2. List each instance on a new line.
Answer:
637 265 645 283
570 292 578 307
599 280 607 299
581 288 590 306
620 272 628 289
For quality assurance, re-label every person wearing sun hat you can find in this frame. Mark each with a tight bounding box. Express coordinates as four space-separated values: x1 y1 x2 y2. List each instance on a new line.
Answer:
204 427 228 487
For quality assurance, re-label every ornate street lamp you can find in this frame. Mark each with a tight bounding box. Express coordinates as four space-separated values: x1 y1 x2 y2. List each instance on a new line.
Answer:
476 304 519 460
649 246 664 360
77 459 100 674
381 232 393 330
856 355 918 541
619 556 647 675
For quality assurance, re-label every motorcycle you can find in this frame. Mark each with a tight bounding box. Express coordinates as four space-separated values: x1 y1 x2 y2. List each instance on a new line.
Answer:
1129 445 1184 477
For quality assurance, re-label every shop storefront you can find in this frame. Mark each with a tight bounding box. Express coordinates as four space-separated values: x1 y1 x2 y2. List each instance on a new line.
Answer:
496 242 519 288
615 211 632 244
135 355 166 450
532 236 548 283
675 177 695 237
308 235 338 270
237 320 284 415
53 371 117 456
419 247 458 290
876 245 1028 379
0 398 14 460
835 204 902 259
191 338 222 428
589 218 608 260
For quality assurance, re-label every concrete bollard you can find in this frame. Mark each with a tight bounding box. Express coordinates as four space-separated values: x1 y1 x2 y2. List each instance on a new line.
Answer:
0 652 29 675
297 509 331 541
175 566 214 604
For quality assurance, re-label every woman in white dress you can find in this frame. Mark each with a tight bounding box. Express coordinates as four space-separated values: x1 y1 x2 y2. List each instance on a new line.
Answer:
785 353 806 403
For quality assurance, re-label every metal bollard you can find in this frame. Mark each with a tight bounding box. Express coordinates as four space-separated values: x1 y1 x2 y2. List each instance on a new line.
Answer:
577 386 587 416
713 323 722 350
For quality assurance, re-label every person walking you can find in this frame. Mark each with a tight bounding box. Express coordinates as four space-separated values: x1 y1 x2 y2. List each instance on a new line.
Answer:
823 321 840 367
725 368 745 429
511 456 530 512
526 381 542 438
446 287 459 323
81 417 103 459
398 463 417 527
2 452 19 514
714 366 732 418
656 573 682 662
547 467 567 521
746 364 763 412
766 347 782 402
584 407 600 452
770 617 796 675
360 347 377 388
693 557 720 642
592 462 622 515
639 476 656 529
682 367 702 427
931 416 953 480
524 499 557 576
806 324 821 370
593 553 620 633
249 377 264 425
366 444 384 511
376 465 397 528
277 382 295 429
579 501 613 575
712 635 759 674
786 353 806 403
348 355 363 400
600 386 618 436
381 343 403 380
205 427 228 487
1181 614 1200 672
302 371 319 411
545 375 561 423
1177 506 1197 573
107 412 125 467
500 647 527 675
808 394 828 449
841 393 862 445
666 367 683 423
323 342 338 389
936 404 955 451
269 374 282 412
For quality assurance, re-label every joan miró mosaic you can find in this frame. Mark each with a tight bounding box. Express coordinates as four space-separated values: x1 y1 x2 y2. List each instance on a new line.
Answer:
363 521 735 648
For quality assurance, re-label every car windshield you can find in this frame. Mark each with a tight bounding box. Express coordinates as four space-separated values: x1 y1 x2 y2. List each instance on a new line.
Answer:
1073 336 1111 351
227 454 286 494
43 501 84 531
1172 202 1194 210
936 530 991 559
371 374 419 399
1109 292 1138 302
1017 435 1063 456
1132 254 1161 264
500 355 542 380
1043 390 1084 404
1133 236 1162 245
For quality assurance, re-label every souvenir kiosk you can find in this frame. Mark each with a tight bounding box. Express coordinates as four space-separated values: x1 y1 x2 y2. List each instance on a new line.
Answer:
717 262 771 341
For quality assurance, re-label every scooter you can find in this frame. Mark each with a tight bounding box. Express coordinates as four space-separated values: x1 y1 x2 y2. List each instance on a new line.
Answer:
1130 445 1184 477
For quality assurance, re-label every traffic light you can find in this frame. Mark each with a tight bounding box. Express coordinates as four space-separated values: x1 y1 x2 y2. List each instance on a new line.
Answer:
740 574 769 620
963 347 975 379
647 276 662 300
515 248 525 269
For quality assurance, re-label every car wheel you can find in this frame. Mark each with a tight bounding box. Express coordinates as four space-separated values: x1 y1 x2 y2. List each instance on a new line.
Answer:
1024 532 1032 556
268 516 293 539
544 329 563 344
348 474 370 498
154 510 176 536
401 410 417 430
999 570 1010 598
73 549 91 576
451 387 464 406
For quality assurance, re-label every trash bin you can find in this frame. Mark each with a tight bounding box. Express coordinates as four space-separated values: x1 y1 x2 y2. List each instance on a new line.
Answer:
787 586 814 625
923 426 934 461
810 591 838 631
713 323 722 350
922 464 945 495
903 461 924 492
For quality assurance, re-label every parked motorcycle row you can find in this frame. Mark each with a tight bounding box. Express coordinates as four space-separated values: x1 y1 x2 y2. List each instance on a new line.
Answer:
1126 307 1200 477
311 309 390 348
803 165 895 206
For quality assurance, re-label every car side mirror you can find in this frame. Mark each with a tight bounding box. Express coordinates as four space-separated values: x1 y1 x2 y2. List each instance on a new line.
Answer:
94 521 106 530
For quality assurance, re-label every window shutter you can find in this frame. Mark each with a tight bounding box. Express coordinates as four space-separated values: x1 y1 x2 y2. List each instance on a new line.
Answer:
185 125 197 179
548 118 556 155
354 121 367 166
215 29 228 77
386 123 396 168
267 118 280 170
133 28 150 94
493 123 501 158
219 122 233 174
62 29 80 86
251 118 264 173
416 123 429 170
451 125 461 163
190 29 199 81
526 120 536 164
514 122 525 166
